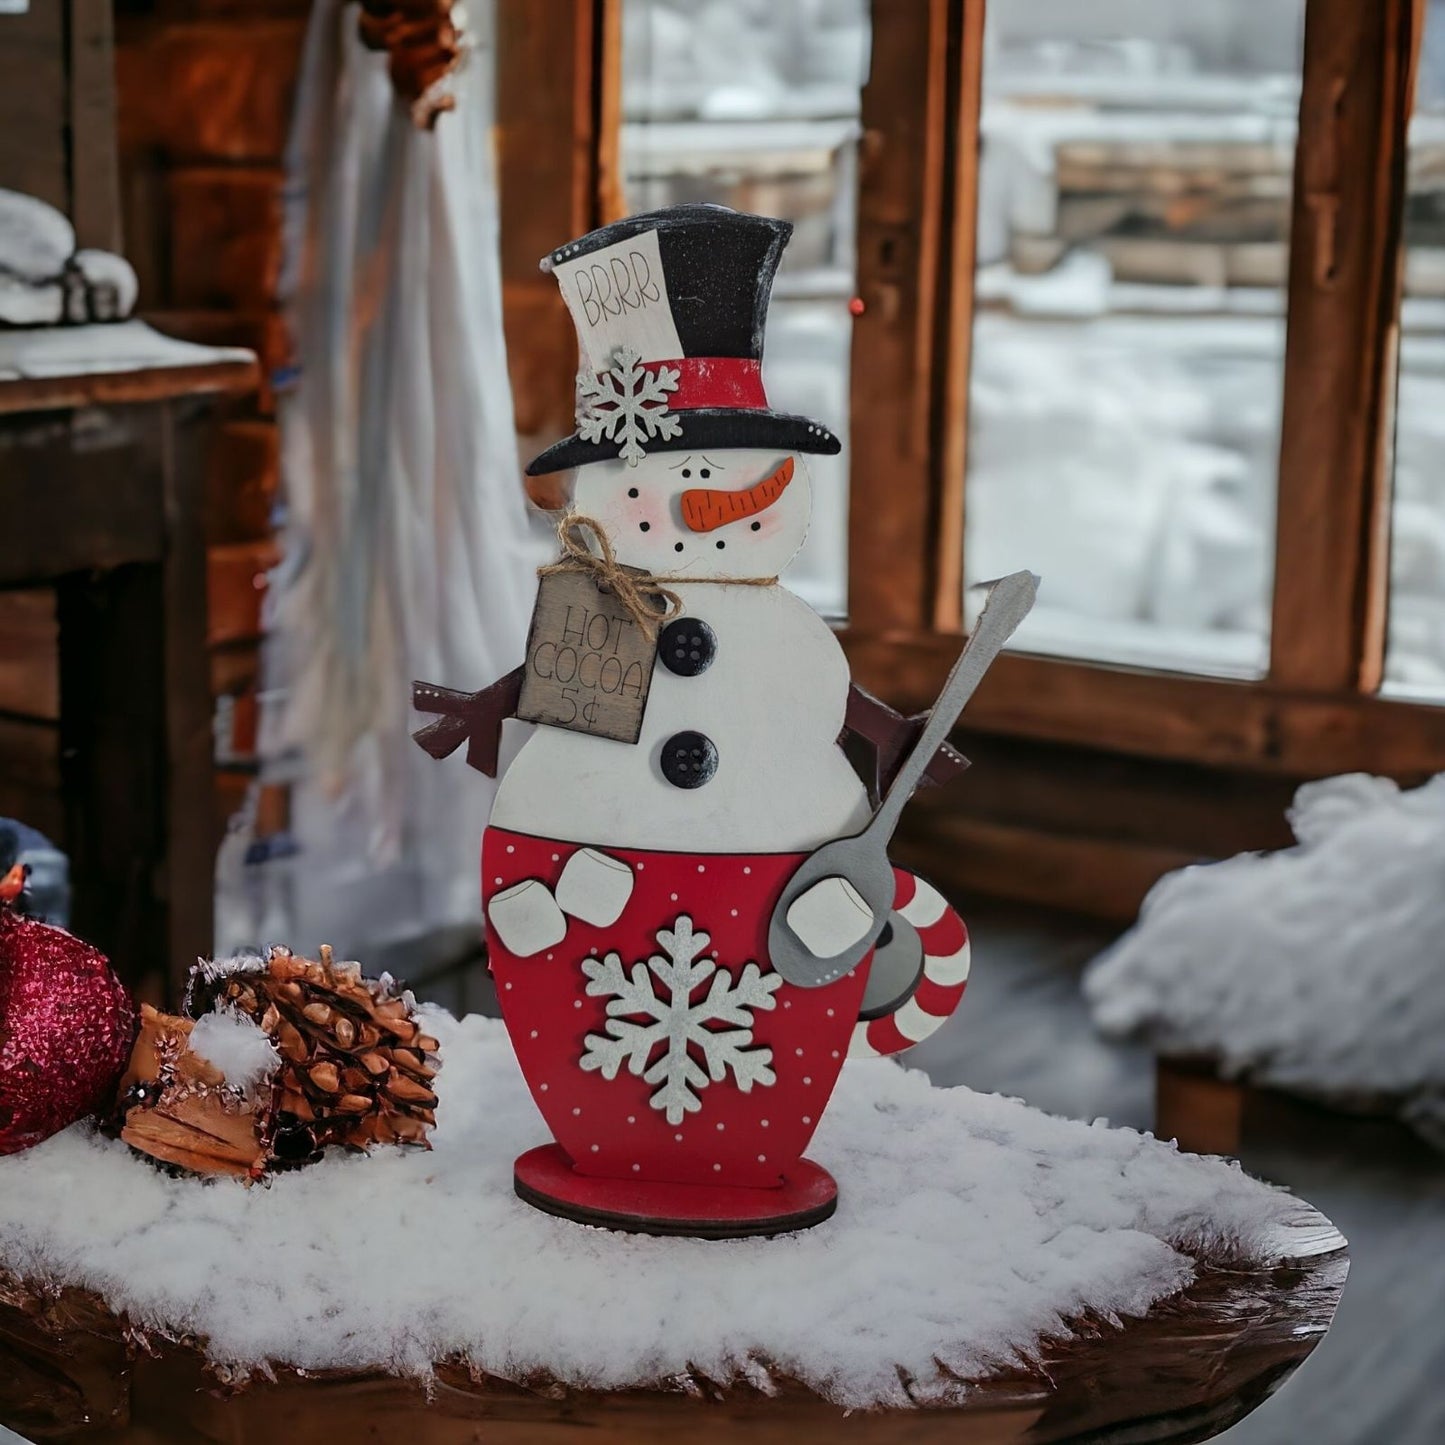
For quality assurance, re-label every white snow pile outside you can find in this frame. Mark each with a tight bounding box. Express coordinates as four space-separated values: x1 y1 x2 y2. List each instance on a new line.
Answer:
185 1010 280 1096
0 1012 1304 1407
1086 772 1445 1146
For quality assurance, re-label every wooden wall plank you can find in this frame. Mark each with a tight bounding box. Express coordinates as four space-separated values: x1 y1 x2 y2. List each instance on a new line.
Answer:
0 591 59 722
846 0 956 634
70 0 122 250
0 1 69 213
205 419 279 544
114 19 307 165
495 0 620 446
207 540 281 647
1270 0 1419 693
165 167 285 312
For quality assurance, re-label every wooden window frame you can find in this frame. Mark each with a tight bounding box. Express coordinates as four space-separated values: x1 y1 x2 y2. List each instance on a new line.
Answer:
499 0 1443 789
843 0 1444 782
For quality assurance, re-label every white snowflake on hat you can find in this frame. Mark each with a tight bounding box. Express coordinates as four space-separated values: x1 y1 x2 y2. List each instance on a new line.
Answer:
579 915 780 1124
575 346 683 466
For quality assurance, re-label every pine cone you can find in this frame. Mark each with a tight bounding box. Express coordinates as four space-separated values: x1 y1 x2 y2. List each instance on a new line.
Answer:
117 947 440 1180
202 946 440 1161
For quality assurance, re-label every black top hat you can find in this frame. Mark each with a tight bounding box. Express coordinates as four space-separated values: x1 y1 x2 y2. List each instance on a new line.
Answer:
525 204 842 476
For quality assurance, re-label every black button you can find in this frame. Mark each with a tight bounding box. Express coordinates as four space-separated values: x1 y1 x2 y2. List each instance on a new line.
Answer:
660 731 718 789
659 616 717 677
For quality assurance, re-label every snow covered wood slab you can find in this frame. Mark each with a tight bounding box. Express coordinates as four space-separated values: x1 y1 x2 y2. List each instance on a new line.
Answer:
0 1014 1345 1441
0 320 255 414
1086 773 1445 1149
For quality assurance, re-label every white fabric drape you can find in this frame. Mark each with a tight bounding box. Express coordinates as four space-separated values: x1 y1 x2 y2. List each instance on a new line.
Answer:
240 0 538 957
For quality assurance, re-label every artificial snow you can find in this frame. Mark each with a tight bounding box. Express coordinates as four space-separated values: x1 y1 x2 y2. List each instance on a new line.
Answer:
1085 773 1445 1146
184 1010 280 1096
0 1012 1312 1406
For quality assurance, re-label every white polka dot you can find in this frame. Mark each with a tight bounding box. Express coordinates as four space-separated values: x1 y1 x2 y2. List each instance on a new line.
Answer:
505 982 512 990
675 1133 683 1142
590 1144 599 1152
574 999 582 1008
803 1076 812 1086
760 1119 769 1128
757 1154 767 1163
637 862 645 871
716 1122 725 1131
670 892 678 901
552 853 560 862
632 1164 641 1172
826 1008 834 1017
627 1116 636 1124
743 866 751 875
783 1000 792 1009
506 845 515 854
713 1163 722 1172
831 1050 840 1059
803 1115 812 1125
546 953 554 961
539 1083 549 1092
730 909 738 917
493 877 503 885
795 1047 804 1056
697 864 705 873
572 1107 581 1116
529 1030 538 1039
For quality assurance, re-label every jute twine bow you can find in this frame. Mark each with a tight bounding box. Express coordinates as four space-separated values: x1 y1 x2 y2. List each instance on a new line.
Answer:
538 514 684 639
537 513 779 640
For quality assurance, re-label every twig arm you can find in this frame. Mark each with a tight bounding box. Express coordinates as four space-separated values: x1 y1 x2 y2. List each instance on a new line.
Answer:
412 666 526 777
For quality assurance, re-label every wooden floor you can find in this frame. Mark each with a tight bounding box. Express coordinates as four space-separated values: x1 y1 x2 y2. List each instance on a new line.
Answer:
414 900 1444 1445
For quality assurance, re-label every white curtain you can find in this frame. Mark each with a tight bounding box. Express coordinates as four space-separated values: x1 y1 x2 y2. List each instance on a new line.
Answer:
222 0 539 959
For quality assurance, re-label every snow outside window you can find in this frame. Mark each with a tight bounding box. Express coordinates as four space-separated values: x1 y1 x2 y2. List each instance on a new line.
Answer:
618 0 870 620
963 0 1306 678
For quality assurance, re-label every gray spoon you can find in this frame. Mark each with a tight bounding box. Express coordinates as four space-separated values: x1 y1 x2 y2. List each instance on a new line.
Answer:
767 570 1039 989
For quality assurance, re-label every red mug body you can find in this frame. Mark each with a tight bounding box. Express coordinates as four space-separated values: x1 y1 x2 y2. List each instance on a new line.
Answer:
483 826 871 1189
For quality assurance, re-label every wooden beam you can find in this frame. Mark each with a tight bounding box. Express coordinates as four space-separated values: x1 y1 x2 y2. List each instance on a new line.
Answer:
494 0 620 445
846 0 956 634
69 0 122 251
843 631 1445 778
1270 0 1419 693
931 0 987 634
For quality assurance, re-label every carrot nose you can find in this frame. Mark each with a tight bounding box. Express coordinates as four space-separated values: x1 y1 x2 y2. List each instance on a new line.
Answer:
681 458 795 533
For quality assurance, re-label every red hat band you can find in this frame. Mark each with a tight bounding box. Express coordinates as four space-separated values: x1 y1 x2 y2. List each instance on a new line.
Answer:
620 356 767 412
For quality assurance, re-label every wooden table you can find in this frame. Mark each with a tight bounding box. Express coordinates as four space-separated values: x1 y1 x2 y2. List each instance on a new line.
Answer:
0 322 257 999
0 1206 1347 1444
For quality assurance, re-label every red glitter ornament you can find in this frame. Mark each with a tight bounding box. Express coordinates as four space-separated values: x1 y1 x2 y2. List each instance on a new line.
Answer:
0 864 136 1156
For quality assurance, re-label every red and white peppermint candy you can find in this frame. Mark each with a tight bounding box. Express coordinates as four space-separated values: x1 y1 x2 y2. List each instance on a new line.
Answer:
849 870 971 1059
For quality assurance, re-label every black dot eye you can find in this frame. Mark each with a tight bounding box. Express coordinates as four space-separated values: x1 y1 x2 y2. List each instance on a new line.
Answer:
639 521 650 532
750 521 761 531
700 468 710 479
715 540 725 549
628 487 639 498
681 469 691 479
673 541 684 552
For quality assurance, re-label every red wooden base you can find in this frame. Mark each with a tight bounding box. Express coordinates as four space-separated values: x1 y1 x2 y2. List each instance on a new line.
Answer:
513 1144 838 1239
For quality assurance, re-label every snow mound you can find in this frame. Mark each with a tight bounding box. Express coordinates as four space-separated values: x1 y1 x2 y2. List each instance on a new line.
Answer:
0 1012 1307 1407
1085 772 1445 1145
185 1010 279 1095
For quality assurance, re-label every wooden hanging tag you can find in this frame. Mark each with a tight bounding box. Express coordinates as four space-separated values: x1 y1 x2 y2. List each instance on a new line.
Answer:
516 568 656 744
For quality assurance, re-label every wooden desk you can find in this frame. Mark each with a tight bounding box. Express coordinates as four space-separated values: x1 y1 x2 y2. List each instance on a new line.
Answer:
0 322 257 999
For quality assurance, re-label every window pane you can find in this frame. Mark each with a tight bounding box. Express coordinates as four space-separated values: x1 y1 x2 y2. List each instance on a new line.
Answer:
619 0 869 619
964 0 1306 676
1383 0 1445 698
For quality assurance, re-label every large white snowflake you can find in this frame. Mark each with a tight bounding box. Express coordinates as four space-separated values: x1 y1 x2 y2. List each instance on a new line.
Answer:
579 917 781 1125
576 346 683 465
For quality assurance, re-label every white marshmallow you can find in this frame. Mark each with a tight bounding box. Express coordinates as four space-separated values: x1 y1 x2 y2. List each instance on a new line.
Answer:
487 879 567 958
786 876 875 960
555 847 635 927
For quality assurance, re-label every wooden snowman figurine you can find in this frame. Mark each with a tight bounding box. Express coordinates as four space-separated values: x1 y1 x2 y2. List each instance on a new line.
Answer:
415 204 1036 1236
